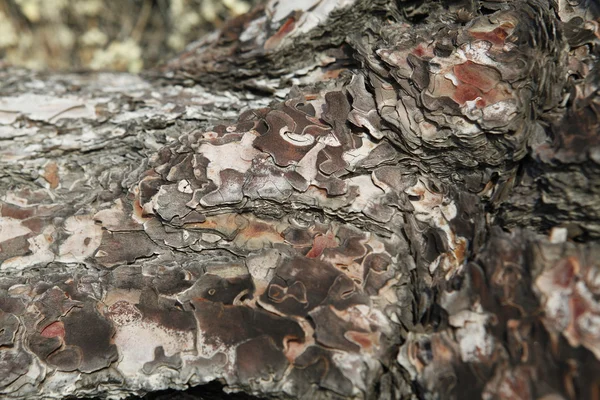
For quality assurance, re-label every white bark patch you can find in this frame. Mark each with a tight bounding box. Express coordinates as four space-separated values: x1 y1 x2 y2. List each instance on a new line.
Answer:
201 233 222 243
0 217 32 243
449 309 494 363
177 179 193 194
246 249 281 295
271 0 357 34
295 141 326 181
113 320 195 376
331 351 374 395
346 175 385 213
199 131 260 186
549 227 568 243
58 215 103 263
0 94 98 123
93 199 128 230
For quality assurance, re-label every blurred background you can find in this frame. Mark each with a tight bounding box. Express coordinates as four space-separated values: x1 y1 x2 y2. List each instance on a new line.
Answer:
0 0 259 72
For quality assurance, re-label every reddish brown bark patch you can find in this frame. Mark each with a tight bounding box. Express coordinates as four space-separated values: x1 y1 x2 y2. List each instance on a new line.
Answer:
454 61 501 93
42 162 60 189
264 16 296 51
40 321 65 339
469 23 514 46
306 231 338 258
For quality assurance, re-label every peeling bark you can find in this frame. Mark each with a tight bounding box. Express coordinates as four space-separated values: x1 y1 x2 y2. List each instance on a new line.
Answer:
1 0 600 399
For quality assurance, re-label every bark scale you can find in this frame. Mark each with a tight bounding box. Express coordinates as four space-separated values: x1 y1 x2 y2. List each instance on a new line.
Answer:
0 0 599 399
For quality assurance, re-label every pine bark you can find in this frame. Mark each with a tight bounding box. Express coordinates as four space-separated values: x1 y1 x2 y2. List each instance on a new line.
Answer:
1 1 599 399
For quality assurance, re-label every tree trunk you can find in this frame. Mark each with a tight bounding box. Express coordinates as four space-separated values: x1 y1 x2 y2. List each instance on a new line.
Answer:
1 0 599 399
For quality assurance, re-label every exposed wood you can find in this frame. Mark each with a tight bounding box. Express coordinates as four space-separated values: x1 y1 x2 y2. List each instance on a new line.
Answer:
1 1 599 399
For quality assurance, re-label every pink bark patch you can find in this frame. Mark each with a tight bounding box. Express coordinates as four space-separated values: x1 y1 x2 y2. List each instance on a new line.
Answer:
453 83 482 104
40 321 65 338
469 25 512 46
552 257 579 288
306 231 338 258
453 61 501 93
346 330 379 350
264 17 296 50
413 46 425 57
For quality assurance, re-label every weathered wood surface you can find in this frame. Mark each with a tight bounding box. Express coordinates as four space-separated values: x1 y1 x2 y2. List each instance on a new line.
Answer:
1 0 599 399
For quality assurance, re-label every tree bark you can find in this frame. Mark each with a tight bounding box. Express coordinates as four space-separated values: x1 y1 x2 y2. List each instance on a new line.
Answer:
1 0 599 399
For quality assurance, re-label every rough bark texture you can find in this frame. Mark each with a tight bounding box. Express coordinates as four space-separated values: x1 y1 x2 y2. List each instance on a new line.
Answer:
1 0 599 399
